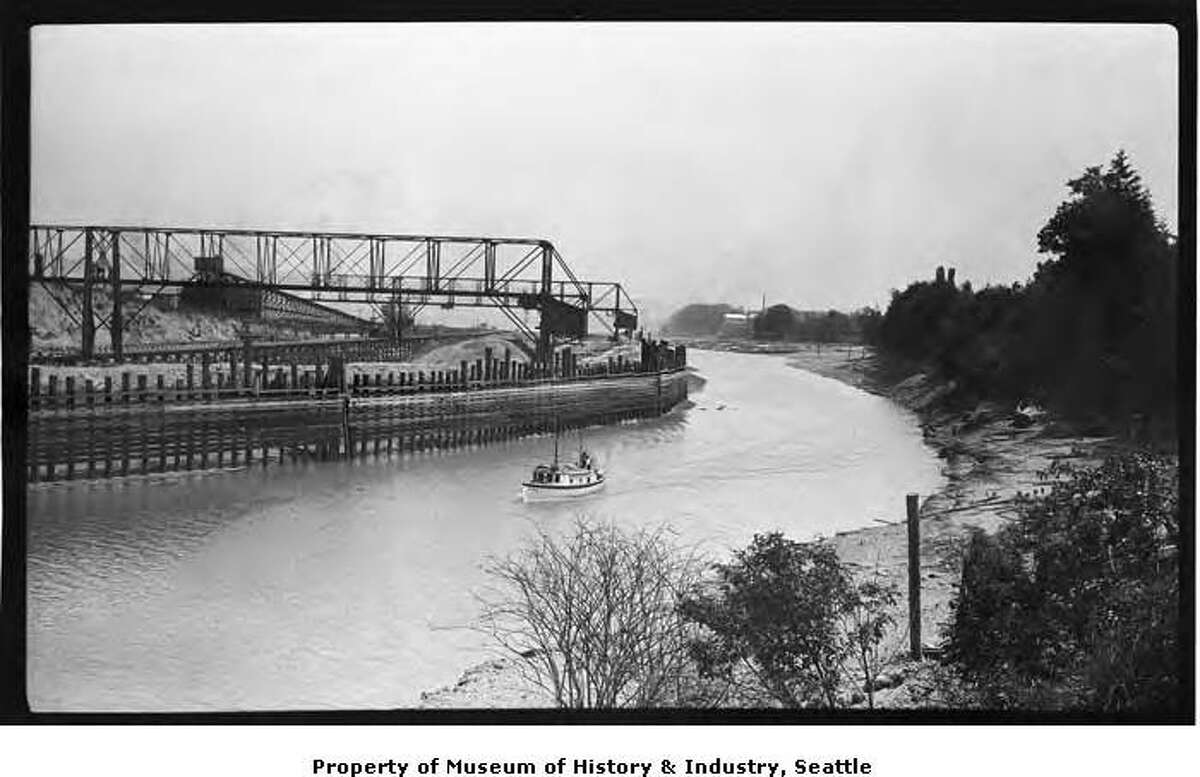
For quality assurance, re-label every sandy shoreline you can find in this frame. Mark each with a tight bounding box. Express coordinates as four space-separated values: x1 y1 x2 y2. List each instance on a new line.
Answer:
788 345 1116 706
416 344 1115 709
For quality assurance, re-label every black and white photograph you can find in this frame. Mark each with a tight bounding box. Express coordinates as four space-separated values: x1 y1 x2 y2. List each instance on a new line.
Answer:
2 15 1189 724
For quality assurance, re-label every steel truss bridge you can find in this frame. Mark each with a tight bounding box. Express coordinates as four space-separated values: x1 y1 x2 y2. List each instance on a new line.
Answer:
29 225 639 361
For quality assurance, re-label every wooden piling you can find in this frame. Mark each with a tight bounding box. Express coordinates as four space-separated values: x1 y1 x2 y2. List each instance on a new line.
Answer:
104 424 113 477
157 414 167 472
24 351 690 483
30 367 41 410
120 427 130 475
906 492 922 660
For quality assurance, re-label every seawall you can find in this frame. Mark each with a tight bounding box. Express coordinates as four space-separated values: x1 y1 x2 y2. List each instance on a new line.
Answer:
27 363 689 484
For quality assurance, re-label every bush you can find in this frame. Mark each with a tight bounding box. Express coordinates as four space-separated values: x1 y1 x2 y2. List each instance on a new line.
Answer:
477 518 704 708
944 452 1181 712
679 532 898 708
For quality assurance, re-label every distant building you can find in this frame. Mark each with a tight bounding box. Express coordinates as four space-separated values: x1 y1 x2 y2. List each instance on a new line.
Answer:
718 310 754 338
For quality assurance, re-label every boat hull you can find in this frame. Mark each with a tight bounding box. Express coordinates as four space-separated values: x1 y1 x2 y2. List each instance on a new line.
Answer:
521 477 606 501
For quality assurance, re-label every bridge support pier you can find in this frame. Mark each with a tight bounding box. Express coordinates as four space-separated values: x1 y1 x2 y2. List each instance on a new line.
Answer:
81 231 95 359
535 329 553 373
110 230 123 361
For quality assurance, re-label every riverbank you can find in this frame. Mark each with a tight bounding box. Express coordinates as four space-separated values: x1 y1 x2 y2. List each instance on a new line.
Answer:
787 344 1116 707
417 344 1115 709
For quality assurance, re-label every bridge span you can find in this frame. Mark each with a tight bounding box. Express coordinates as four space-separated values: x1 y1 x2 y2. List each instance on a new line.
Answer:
29 225 640 361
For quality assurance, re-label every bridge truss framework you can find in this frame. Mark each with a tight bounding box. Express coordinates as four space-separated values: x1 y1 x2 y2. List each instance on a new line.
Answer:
29 225 639 361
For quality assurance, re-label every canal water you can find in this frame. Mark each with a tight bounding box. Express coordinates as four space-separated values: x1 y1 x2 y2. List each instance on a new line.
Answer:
27 349 944 711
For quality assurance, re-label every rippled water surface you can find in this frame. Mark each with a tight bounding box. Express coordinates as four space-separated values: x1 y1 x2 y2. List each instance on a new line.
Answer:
27 350 943 711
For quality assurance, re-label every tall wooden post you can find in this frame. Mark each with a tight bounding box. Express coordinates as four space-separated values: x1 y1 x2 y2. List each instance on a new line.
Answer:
906 493 922 660
201 353 211 396
340 394 352 458
110 230 123 361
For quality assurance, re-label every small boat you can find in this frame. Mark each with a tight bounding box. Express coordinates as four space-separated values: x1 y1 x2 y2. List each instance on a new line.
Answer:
521 430 605 501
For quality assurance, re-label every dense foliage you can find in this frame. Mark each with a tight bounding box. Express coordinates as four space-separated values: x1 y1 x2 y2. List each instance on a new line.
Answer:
663 302 880 342
679 533 897 708
944 452 1181 713
752 304 880 343
875 151 1177 434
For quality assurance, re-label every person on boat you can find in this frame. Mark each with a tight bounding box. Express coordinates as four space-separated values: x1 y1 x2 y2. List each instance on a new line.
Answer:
578 450 591 469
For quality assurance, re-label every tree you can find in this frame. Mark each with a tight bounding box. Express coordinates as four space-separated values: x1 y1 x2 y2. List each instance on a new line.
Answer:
814 311 849 344
753 304 796 340
875 151 1177 437
945 452 1181 712
839 577 899 709
856 307 883 345
477 519 704 708
664 303 737 337
1030 150 1177 428
1036 150 1166 291
679 533 896 708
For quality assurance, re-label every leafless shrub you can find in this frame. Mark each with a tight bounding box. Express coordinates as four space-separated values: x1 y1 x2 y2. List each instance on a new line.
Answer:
477 517 706 708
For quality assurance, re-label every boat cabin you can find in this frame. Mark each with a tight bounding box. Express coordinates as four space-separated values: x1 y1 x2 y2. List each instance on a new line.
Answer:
522 445 604 499
528 459 599 487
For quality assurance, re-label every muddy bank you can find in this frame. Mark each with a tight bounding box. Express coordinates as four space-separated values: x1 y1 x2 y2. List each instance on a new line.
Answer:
418 344 1114 709
788 345 1115 707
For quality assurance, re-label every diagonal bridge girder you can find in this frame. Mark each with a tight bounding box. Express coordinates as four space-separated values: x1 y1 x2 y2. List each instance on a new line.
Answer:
29 224 639 360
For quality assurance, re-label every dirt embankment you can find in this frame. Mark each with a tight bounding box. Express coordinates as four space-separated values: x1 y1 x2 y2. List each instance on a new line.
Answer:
787 345 1116 707
345 336 642 383
28 283 318 351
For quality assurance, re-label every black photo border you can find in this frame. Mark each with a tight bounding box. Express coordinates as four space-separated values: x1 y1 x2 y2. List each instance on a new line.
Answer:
1 0 1194 725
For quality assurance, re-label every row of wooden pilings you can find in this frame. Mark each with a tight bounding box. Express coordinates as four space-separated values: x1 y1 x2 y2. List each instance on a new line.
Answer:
27 364 690 484
28 341 688 409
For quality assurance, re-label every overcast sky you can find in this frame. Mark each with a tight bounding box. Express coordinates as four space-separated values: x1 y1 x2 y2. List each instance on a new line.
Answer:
31 23 1178 323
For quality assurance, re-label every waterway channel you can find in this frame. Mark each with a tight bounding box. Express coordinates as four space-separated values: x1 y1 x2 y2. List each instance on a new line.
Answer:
27 349 944 711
